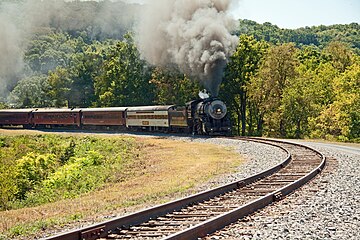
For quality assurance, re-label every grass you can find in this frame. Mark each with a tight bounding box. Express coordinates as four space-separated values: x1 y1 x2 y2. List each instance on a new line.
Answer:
0 130 243 239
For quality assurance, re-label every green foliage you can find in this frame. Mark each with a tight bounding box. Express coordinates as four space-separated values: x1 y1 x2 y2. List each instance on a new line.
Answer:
14 153 58 200
238 19 360 54
32 152 106 202
94 34 154 107
7 217 61 238
281 76 313 138
244 36 359 141
222 35 268 135
248 43 299 137
48 67 73 107
323 41 354 72
0 135 140 210
0 102 7 109
150 67 200 105
309 62 360 141
0 163 17 210
25 31 80 74
60 139 76 164
8 75 51 108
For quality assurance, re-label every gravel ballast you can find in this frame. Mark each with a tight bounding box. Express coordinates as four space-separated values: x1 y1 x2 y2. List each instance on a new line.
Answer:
169 136 288 191
205 140 360 240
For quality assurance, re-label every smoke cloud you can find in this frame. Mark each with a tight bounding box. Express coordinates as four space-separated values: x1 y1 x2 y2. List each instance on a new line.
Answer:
0 0 139 101
0 4 24 101
136 0 238 97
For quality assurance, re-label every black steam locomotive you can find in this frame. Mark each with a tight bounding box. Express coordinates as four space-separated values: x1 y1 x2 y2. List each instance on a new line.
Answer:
187 98 231 135
0 98 231 136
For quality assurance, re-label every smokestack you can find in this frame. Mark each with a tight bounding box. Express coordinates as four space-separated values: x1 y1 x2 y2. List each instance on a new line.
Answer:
136 0 238 97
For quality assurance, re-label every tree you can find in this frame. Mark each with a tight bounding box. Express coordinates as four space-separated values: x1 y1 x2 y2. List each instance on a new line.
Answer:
25 31 78 74
323 41 354 72
237 20 360 54
0 102 7 109
48 67 73 107
297 45 322 71
310 62 360 141
66 42 103 107
150 67 200 105
281 75 313 138
9 75 52 108
94 34 154 107
248 43 299 137
222 35 268 135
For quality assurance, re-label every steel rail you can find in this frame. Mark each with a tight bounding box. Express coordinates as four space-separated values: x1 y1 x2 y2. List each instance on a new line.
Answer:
42 138 290 240
163 138 326 240
42 138 325 240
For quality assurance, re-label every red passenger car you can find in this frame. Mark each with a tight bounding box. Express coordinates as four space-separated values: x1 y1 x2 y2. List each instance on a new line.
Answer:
81 107 127 128
32 109 81 127
0 109 34 127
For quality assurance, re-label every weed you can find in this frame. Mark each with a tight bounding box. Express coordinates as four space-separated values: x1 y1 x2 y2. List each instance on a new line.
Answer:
60 139 76 164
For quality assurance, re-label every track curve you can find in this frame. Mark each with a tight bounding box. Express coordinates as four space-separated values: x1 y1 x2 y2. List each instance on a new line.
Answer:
42 138 326 240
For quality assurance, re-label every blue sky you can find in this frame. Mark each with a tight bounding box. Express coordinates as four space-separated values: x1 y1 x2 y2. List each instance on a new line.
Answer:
127 0 360 29
230 0 360 29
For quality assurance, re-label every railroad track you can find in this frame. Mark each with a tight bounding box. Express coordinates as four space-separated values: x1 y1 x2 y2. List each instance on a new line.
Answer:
44 138 326 240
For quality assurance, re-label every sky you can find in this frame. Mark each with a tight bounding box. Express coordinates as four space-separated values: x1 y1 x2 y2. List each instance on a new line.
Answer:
125 0 360 29
230 0 360 29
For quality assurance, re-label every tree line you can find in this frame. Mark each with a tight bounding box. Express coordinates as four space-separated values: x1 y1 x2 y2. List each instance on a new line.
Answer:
1 19 359 142
222 36 359 142
237 19 360 54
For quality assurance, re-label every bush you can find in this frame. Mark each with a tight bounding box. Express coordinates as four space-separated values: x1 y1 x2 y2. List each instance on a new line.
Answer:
0 135 139 209
14 153 58 200
44 152 104 190
0 165 17 210
60 140 76 164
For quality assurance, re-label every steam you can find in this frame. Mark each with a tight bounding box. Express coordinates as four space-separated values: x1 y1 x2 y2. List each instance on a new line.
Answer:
0 5 24 100
0 0 139 101
136 0 238 97
0 0 238 101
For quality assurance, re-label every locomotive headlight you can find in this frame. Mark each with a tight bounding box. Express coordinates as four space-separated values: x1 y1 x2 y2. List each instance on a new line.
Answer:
205 100 227 120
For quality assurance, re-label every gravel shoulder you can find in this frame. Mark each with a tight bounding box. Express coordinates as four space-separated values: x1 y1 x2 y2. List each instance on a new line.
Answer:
208 140 360 240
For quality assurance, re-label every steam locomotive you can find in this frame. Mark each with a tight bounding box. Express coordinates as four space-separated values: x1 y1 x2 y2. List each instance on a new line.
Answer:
0 98 231 135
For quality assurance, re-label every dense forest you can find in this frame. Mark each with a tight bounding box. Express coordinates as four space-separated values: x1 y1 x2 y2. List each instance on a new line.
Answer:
0 1 359 142
237 19 360 54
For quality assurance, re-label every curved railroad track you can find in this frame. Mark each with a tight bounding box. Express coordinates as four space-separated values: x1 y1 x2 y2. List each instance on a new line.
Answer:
43 137 326 240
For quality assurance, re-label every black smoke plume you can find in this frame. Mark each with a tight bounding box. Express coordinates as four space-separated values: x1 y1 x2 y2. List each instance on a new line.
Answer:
136 0 238 97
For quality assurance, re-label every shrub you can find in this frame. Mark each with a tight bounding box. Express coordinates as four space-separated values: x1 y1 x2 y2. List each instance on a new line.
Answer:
0 135 139 209
0 165 17 210
14 153 58 200
60 139 76 164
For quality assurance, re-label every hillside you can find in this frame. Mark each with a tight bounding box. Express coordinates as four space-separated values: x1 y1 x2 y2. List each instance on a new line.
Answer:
0 1 359 141
237 19 360 53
